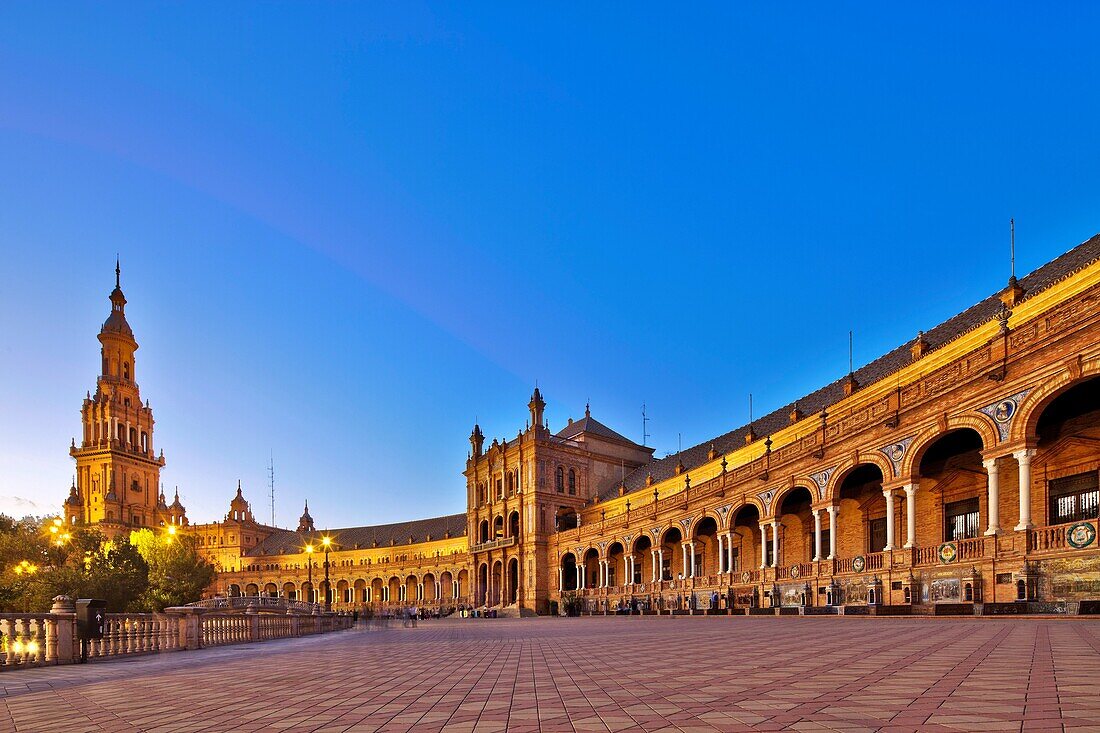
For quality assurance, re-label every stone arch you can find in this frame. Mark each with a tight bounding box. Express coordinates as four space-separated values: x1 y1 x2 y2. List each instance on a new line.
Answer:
827 454 894 502
1015 367 1100 443
771 481 819 518
903 417 998 480
724 496 766 529
282 581 296 599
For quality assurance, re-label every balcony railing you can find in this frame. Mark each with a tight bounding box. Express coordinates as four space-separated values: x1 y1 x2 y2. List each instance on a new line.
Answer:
469 536 516 553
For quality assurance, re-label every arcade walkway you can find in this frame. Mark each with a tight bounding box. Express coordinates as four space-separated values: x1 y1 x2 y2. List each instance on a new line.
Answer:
2 617 1099 732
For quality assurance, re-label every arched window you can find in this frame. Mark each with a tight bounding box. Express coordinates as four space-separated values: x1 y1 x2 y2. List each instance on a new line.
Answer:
568 469 577 495
123 362 130 380
556 467 564 493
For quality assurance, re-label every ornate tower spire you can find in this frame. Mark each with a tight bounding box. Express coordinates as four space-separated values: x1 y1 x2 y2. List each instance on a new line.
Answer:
70 261 164 536
297 500 315 532
470 422 485 457
528 386 546 431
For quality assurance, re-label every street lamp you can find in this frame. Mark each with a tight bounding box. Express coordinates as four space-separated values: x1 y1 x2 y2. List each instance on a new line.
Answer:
321 535 332 612
304 543 315 605
13 560 38 576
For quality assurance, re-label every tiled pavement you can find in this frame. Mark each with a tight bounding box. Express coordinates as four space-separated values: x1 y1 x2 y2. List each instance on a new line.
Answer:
2 617 1100 733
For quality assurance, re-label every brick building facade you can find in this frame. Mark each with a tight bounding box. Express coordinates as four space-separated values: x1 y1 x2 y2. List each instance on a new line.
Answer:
66 233 1100 614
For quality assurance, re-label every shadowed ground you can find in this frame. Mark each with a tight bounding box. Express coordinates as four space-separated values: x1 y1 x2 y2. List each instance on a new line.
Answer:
2 616 1099 732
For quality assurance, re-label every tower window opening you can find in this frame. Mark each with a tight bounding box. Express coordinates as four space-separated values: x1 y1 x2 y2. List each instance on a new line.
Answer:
568 469 576 495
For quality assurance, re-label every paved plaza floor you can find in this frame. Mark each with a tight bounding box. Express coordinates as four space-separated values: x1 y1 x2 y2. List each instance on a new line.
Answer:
2 616 1100 733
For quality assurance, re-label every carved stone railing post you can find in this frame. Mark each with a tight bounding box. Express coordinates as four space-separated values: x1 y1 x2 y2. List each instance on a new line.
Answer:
245 602 260 643
165 607 203 650
49 595 77 665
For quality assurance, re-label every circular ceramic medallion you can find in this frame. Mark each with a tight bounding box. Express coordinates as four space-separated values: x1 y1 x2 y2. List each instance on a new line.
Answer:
993 399 1017 424
741 571 751 584
938 542 958 564
851 555 866 573
790 564 801 579
887 444 905 462
1067 522 1097 549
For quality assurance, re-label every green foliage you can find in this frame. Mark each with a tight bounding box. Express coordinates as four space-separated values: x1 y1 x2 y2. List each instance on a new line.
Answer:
0 516 219 613
130 529 215 611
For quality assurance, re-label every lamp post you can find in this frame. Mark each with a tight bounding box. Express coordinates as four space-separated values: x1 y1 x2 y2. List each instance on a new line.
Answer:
305 543 315 605
321 536 333 612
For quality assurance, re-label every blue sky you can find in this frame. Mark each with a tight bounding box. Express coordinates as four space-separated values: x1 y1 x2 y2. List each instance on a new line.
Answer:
1 4 1098 527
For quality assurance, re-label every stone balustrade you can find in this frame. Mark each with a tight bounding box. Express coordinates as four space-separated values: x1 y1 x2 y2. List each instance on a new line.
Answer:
0 596 353 671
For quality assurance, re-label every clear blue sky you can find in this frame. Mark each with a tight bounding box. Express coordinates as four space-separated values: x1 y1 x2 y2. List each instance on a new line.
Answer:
1 4 1098 527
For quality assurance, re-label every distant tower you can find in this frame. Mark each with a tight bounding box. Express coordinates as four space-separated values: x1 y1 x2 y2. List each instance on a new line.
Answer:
469 423 485 458
168 487 187 526
69 260 168 533
228 481 254 522
528 387 546 431
297 500 315 532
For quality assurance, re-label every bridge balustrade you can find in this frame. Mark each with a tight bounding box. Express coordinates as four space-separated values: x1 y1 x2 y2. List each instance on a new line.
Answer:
0 596 353 672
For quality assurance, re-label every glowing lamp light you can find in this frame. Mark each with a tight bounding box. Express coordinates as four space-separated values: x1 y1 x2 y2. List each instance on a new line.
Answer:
321 536 332 548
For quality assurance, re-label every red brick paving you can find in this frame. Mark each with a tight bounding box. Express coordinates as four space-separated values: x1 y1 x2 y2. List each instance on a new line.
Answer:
2 616 1100 732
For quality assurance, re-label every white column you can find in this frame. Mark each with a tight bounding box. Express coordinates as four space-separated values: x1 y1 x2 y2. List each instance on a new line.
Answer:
681 544 689 578
903 484 917 549
717 534 726 573
602 560 609 587
624 556 630 586
770 520 779 567
688 543 696 578
1014 449 1036 531
727 533 736 573
826 506 838 560
558 566 563 591
812 509 822 561
650 550 657 582
576 564 583 589
658 548 665 581
984 458 1001 535
882 489 896 551
759 524 768 569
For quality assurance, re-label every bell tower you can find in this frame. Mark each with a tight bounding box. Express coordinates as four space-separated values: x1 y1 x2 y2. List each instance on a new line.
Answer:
69 260 169 534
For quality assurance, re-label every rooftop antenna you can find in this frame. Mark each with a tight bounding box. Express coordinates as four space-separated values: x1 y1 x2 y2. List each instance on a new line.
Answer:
1010 217 1016 281
641 403 651 447
267 451 276 527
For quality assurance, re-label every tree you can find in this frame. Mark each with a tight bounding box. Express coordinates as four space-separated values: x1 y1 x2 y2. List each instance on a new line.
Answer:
0 516 52 612
131 529 215 611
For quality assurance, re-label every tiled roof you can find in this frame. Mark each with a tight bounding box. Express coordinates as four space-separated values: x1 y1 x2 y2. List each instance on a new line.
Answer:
245 512 468 557
555 413 641 446
609 233 1100 499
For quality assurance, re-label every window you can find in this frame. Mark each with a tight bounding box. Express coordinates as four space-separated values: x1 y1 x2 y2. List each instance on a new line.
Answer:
1048 472 1099 525
568 469 576 495
944 498 979 541
123 362 130 380
869 518 887 553
556 467 564 493
763 538 782 566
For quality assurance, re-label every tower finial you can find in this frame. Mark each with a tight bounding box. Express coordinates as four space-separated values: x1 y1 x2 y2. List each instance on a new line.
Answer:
115 254 120 289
